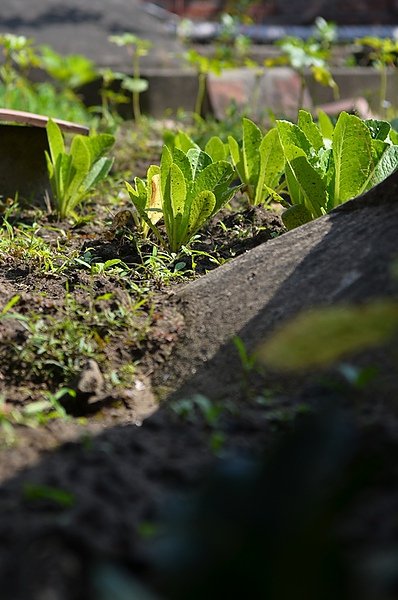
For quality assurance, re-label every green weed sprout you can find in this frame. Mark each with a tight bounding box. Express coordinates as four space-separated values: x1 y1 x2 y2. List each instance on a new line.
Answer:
126 136 237 252
45 119 115 219
108 33 152 122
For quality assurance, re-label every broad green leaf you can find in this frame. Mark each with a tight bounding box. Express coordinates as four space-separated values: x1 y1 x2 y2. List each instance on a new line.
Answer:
174 131 198 153
187 190 216 237
160 144 173 199
169 163 187 220
332 112 373 205
365 119 391 141
205 136 227 162
134 176 148 208
146 172 163 225
55 153 72 205
81 156 113 196
173 148 193 182
66 137 91 205
284 145 326 217
389 129 398 145
255 128 285 205
189 161 233 206
363 144 398 192
282 204 313 230
257 301 398 371
317 109 334 141
242 117 263 185
212 170 237 212
277 120 312 157
298 110 324 152
46 119 65 164
45 151 54 181
317 147 333 178
228 135 244 182
69 136 91 181
121 77 148 93
84 133 115 165
186 148 212 179
146 164 161 188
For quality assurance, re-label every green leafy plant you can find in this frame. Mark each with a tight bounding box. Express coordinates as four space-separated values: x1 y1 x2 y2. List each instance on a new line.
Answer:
166 129 229 162
126 140 237 252
266 18 338 112
45 119 115 219
97 68 130 127
228 117 285 205
0 33 41 107
214 13 256 67
184 49 227 118
354 36 398 117
184 23 257 120
108 33 152 122
39 45 97 90
269 110 398 229
0 34 94 124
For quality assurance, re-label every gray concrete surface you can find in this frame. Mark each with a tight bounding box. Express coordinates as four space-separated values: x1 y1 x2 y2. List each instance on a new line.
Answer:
0 0 183 69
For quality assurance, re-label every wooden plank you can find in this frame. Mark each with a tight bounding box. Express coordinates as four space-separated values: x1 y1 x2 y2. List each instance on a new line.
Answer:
0 109 89 135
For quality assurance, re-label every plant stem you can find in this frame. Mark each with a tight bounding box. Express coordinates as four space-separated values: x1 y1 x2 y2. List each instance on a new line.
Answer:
297 71 306 114
195 72 207 117
132 53 141 122
379 65 387 117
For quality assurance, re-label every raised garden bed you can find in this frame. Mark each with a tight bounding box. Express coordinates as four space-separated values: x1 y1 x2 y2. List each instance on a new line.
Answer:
0 111 397 599
1 18 398 598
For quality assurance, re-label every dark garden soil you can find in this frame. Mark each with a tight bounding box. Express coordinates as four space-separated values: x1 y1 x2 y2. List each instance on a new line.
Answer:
1 0 398 595
0 125 398 598
0 184 306 598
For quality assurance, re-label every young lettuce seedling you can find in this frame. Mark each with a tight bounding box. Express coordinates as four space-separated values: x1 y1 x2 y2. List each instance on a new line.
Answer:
270 110 398 229
45 119 114 219
126 140 237 252
228 117 285 206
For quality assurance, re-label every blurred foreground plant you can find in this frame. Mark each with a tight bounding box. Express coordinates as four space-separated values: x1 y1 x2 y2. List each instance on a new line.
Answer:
257 300 398 372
